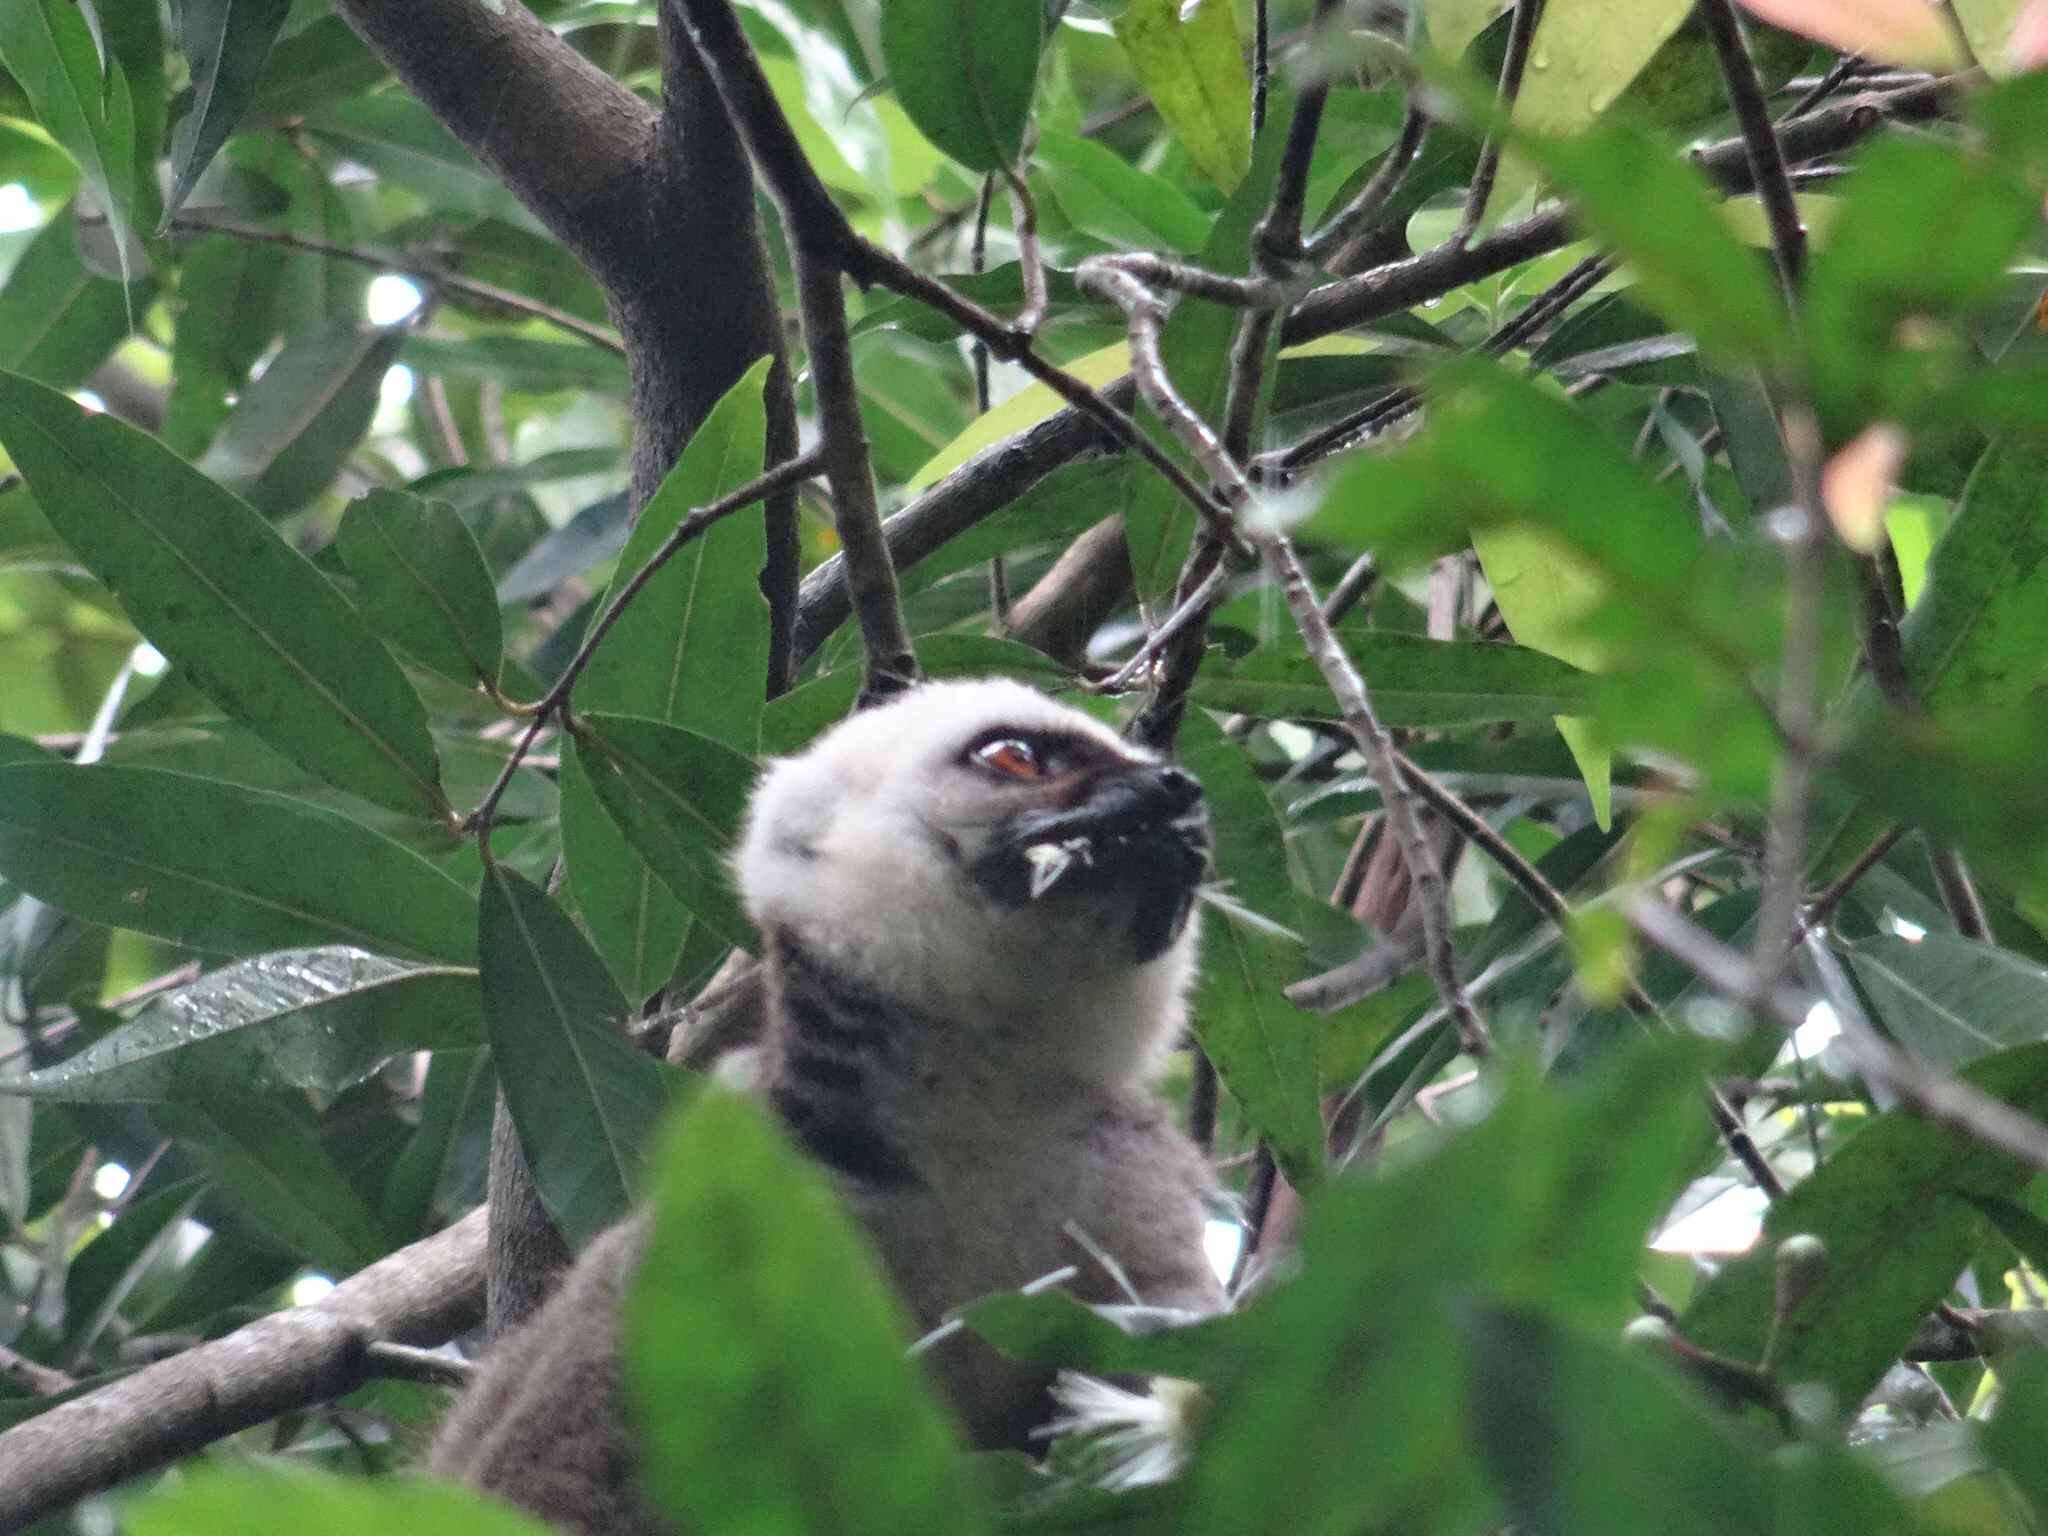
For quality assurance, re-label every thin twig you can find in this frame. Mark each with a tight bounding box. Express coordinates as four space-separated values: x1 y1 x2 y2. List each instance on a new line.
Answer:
1752 403 1825 993
362 1341 474 1389
1097 559 1230 692
1454 0 1546 249
794 253 920 699
1002 169 1048 335
1304 102 1428 263
1252 0 1272 138
1262 535 1491 1056
1265 251 1610 478
1697 0 1806 294
168 214 624 353
1804 824 1908 933
1625 895 2048 1174
1780 54 1865 122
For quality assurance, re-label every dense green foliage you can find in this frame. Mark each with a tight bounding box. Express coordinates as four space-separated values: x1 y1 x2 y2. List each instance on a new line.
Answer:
5 1 2048 1533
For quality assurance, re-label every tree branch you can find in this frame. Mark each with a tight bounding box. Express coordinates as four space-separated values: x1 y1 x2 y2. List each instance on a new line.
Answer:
330 0 653 286
0 1210 487 1531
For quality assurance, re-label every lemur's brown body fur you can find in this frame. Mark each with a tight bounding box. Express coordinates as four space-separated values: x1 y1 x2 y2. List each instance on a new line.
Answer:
432 681 1223 1534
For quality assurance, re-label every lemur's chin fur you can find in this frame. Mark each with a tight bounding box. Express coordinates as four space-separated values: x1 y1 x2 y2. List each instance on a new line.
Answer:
736 676 1210 1092
432 679 1225 1528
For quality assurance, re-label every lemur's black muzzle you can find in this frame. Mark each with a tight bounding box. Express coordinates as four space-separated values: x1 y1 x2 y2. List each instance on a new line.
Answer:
971 764 1210 961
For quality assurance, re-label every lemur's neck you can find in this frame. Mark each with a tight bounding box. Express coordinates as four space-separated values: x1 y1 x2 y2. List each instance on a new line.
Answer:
762 931 935 1191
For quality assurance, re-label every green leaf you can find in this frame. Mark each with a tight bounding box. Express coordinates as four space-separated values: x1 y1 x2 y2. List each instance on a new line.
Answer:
1464 1305 1919 1536
627 1090 991 1536
61 1177 204 1361
1191 632 1593 727
1899 439 2048 717
304 95 534 225
159 1093 389 1271
1683 1041 2048 1415
1982 1353 2048 1522
0 0 143 272
7 949 480 1102
128 1467 556 1536
479 862 671 1248
879 0 1041 173
573 713 757 953
381 1044 493 1240
1470 527 1613 827
337 489 505 688
1845 935 2048 1069
164 0 293 221
1178 711 1324 1189
1814 438 2048 881
163 232 286 457
0 761 475 963
1523 116 1786 367
400 334 628 394
1806 137 2039 437
0 370 446 817
1173 1041 1710 1534
1114 0 1252 193
196 322 407 516
560 748 687 1007
0 203 144 389
573 358 771 752
1311 360 1705 595
1034 131 1211 254
561 358 770 998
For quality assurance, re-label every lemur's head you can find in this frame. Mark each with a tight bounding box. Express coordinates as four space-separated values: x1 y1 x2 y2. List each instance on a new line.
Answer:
735 679 1208 1082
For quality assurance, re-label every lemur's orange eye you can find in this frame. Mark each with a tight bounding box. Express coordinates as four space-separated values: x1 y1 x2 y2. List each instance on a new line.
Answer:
972 738 1045 780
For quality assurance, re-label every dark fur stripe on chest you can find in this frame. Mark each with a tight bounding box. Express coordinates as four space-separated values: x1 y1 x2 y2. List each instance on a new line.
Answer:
769 936 921 1190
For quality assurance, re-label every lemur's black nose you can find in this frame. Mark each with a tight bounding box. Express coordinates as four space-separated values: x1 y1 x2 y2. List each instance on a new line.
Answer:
1136 764 1202 815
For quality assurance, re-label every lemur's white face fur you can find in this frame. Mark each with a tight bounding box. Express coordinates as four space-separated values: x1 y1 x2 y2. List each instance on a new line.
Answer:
736 679 1208 1088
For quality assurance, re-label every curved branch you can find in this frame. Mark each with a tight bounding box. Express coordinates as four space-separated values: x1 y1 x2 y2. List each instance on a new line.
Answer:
0 1210 487 1531
330 0 655 284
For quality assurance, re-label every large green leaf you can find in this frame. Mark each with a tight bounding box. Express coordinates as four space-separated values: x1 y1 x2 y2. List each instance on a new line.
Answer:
0 204 145 389
158 1094 389 1271
1034 130 1211 254
627 1090 990 1536
0 761 475 963
562 358 770 999
164 0 293 221
304 95 534 225
0 0 144 270
1114 0 1252 193
879 0 1041 173
1311 359 1706 596
1464 1306 1919 1536
1814 438 2048 880
479 862 671 1248
1683 1041 2048 1415
1846 935 2048 1070
1805 137 2038 438
1191 632 1593 727
572 357 770 751
1524 116 1786 368
195 322 407 517
573 713 757 954
7 948 480 1102
129 1467 555 1536
163 232 286 457
337 489 504 689
0 370 447 818
1173 1041 1709 1534
1178 711 1324 1188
